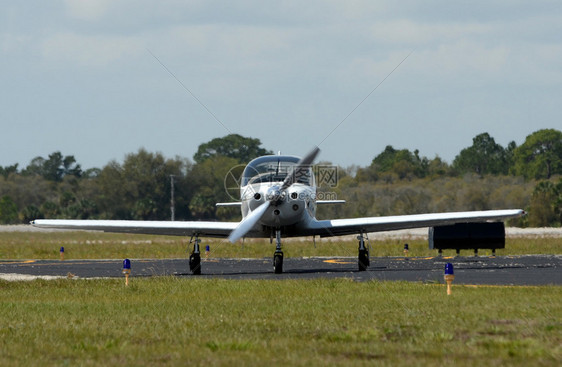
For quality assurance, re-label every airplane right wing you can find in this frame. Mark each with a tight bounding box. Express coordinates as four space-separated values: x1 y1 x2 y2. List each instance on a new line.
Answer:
31 219 238 238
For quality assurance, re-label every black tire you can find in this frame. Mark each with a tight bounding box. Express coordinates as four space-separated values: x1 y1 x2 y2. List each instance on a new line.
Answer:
273 253 283 274
358 249 369 272
189 253 201 275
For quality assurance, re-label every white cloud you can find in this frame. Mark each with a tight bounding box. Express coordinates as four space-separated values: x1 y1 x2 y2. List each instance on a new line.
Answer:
367 20 492 45
63 0 114 21
0 33 33 54
422 40 510 74
41 32 144 67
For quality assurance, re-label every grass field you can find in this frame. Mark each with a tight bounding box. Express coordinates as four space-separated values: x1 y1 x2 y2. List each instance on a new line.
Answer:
0 278 560 366
0 231 560 260
0 230 560 366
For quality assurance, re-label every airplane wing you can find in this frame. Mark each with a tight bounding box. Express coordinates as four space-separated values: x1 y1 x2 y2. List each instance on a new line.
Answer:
304 209 525 237
31 209 524 239
31 219 238 238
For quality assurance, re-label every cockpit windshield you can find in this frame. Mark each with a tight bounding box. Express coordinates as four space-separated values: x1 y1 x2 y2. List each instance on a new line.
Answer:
241 155 315 187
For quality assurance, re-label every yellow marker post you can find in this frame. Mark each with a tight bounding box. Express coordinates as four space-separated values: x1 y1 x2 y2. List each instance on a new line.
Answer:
444 263 454 295
122 259 131 286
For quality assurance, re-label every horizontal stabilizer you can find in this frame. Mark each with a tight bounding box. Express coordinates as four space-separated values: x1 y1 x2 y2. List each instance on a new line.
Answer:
316 200 346 205
216 202 242 207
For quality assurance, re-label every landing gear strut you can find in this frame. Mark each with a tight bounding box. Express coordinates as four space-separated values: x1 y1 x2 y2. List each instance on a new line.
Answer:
189 236 202 275
358 233 370 272
273 230 283 274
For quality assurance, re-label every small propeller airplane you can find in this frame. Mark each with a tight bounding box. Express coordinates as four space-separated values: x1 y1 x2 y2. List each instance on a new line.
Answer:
31 146 525 274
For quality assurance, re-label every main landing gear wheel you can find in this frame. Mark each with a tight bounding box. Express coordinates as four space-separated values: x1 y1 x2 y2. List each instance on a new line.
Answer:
358 233 370 272
189 253 201 275
189 236 202 275
273 252 284 274
358 249 369 272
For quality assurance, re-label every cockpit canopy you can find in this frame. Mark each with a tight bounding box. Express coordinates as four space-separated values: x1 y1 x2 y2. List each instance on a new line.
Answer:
241 155 315 187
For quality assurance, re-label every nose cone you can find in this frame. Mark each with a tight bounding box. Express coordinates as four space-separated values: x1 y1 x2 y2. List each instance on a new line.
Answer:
266 185 285 202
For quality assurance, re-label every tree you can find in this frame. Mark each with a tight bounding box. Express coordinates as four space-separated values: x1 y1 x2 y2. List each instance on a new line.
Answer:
21 205 43 223
41 201 60 218
0 196 18 223
82 168 101 178
96 149 191 220
188 155 240 220
193 134 272 164
513 129 562 179
22 152 82 181
0 164 18 179
426 156 451 177
369 145 428 180
528 180 561 226
23 157 45 177
42 152 66 181
452 133 509 176
505 140 518 169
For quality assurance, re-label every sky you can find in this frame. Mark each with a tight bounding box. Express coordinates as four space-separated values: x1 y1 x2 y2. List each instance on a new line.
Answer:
1 1 561 170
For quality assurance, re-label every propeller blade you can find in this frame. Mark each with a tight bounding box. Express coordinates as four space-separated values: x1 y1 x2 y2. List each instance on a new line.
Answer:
281 146 320 191
228 201 271 243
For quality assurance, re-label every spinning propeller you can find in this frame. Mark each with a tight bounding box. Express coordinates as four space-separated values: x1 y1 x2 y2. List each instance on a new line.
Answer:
228 146 320 243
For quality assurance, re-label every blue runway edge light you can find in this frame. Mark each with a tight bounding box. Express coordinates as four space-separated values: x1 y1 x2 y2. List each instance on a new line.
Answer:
404 244 409 251
445 262 454 275
123 259 131 270
60 247 64 252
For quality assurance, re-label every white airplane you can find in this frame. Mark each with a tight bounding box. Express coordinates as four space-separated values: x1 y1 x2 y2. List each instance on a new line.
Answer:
32 147 525 274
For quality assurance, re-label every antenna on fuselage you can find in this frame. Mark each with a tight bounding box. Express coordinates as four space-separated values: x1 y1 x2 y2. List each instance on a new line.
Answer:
275 151 282 176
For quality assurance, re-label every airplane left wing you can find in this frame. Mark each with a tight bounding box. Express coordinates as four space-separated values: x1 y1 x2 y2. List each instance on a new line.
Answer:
31 219 238 238
303 209 525 237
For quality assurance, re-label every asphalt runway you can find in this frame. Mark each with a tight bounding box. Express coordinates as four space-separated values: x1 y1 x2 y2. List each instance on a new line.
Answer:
0 255 560 285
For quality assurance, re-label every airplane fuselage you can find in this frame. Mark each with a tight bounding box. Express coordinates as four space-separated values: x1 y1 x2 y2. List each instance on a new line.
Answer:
238 154 318 235
241 182 317 228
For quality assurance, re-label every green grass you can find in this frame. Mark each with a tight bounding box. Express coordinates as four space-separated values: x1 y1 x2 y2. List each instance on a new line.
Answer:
0 232 560 365
0 278 560 366
0 231 559 260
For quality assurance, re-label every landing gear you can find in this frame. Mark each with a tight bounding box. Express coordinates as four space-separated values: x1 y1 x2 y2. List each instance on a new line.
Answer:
189 236 202 275
273 230 284 274
358 233 370 272
274 252 283 274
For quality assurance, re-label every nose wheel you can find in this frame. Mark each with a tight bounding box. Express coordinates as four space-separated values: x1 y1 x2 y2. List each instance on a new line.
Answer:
274 251 283 274
273 230 284 274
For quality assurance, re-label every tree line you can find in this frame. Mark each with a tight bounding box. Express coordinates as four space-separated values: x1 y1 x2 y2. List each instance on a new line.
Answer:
355 129 562 180
0 129 561 227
